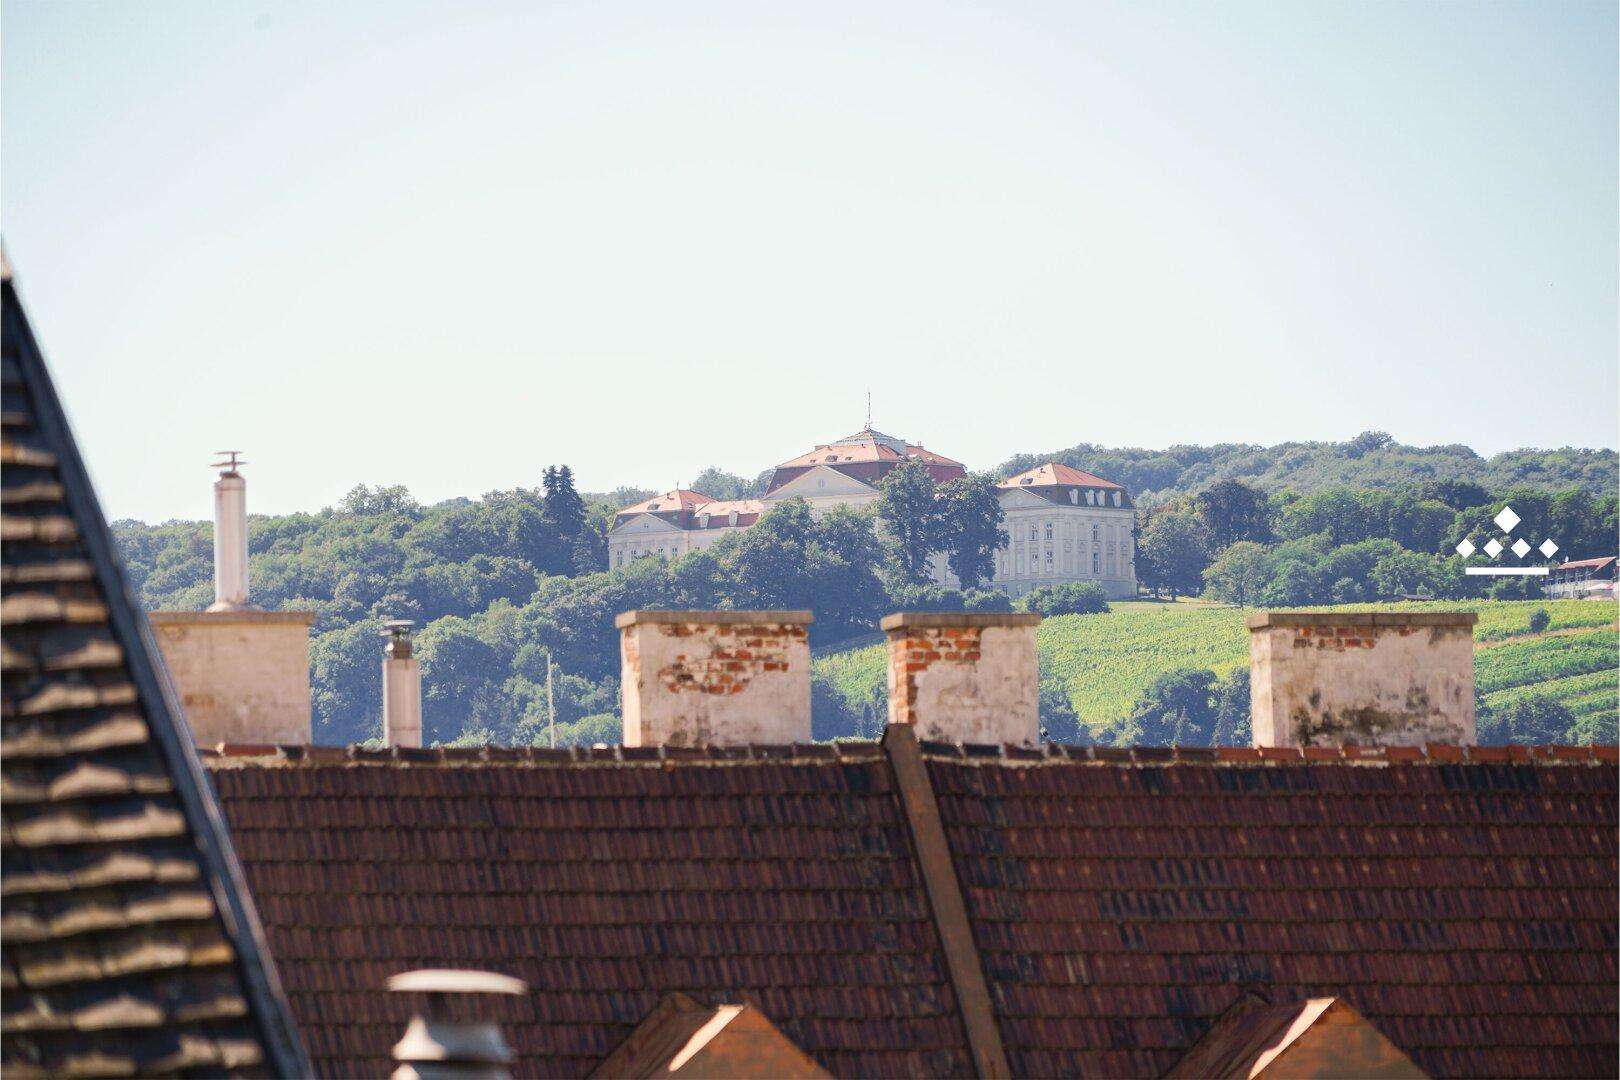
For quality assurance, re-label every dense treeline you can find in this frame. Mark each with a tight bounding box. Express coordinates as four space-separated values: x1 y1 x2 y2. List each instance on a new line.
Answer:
1136 478 1616 606
999 431 1616 503
115 439 1615 748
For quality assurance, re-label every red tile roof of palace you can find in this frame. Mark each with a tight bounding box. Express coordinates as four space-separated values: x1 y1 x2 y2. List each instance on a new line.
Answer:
999 462 1122 490
690 500 766 528
772 439 963 471
202 742 1618 1079
1555 557 1615 573
616 490 714 517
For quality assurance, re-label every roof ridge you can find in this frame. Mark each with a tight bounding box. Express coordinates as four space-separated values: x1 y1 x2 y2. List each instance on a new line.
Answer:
198 740 1620 767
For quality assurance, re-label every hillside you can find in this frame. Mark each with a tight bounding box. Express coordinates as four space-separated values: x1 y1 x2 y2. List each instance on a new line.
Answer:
814 599 1619 742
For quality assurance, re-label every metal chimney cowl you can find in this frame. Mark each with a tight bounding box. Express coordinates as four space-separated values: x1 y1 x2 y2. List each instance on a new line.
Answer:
388 969 527 1080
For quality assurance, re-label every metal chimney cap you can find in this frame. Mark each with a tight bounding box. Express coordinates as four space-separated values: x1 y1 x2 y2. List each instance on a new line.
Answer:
211 450 247 473
388 970 527 996
382 619 417 636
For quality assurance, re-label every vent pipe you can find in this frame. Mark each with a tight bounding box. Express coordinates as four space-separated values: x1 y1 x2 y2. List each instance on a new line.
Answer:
208 450 249 611
383 619 423 749
388 969 526 1080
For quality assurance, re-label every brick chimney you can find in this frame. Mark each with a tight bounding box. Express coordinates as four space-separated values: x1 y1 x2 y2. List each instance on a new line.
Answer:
1247 611 1478 748
382 619 422 749
151 454 315 745
882 612 1042 745
617 611 812 746
388 969 526 1080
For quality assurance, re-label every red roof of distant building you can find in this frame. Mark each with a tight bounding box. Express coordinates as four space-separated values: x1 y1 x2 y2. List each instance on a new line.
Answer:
765 428 966 495
1556 556 1616 573
999 462 1122 490
616 489 714 518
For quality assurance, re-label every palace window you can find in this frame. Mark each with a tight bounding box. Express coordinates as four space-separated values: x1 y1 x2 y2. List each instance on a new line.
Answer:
1045 523 1054 540
1092 552 1101 574
1028 524 1037 540
1091 524 1100 543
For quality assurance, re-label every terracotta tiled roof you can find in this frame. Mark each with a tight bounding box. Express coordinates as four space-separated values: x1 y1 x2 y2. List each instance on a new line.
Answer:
200 741 1617 1078
999 462 1122 491
926 748 1618 1078
1 270 307 1076
615 490 715 518
207 744 972 1079
772 439 963 471
1553 557 1615 573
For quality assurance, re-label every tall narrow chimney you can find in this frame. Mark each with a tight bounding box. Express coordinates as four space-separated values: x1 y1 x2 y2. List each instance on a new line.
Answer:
209 450 249 612
388 969 526 1080
383 620 423 749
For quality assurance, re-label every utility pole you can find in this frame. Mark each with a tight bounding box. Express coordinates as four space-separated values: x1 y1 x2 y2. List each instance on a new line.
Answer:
546 651 556 749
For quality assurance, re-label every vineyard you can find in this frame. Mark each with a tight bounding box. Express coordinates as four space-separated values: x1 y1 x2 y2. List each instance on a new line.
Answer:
814 599 1618 739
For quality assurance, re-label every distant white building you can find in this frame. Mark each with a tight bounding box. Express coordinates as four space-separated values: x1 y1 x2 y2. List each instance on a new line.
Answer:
608 427 1137 599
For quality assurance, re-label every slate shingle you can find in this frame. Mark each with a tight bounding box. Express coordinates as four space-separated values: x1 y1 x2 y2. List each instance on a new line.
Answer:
1 271 305 1077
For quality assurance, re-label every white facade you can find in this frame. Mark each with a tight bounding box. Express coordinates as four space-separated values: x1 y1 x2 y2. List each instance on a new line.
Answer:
987 487 1137 600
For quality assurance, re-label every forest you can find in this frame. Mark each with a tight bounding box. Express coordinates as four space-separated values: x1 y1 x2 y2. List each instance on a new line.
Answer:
112 434 1617 747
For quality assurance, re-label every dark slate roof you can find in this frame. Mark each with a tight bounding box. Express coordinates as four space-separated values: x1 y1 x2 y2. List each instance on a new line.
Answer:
204 742 1618 1079
208 745 972 1078
1 270 307 1077
927 749 1619 1079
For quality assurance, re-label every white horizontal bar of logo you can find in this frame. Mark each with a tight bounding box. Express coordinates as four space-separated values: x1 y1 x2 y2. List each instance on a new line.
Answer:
1464 567 1550 576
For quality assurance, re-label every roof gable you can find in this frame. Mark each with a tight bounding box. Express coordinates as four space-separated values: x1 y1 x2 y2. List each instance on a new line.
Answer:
1167 995 1425 1079
590 993 830 1079
1 271 307 1076
763 465 880 501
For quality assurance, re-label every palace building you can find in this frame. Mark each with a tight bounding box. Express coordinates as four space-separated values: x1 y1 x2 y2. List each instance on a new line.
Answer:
608 427 1138 598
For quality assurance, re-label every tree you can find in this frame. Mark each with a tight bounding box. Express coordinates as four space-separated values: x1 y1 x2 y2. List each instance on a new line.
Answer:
1201 541 1271 606
1195 480 1271 549
1137 506 1213 599
543 465 587 545
1126 668 1218 746
1022 582 1110 617
1211 669 1250 746
877 460 946 584
1528 608 1551 634
1368 550 1444 599
937 475 1006 590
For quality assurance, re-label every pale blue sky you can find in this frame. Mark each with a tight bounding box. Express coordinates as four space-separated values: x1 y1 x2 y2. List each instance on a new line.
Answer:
4 0 1615 521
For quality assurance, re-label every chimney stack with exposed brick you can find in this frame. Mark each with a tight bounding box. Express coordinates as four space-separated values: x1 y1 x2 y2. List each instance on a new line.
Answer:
617 611 813 746
882 612 1042 745
382 620 422 749
1247 611 1478 748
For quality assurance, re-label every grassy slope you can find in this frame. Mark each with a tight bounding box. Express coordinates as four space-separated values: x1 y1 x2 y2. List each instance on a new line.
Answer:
814 599 1618 734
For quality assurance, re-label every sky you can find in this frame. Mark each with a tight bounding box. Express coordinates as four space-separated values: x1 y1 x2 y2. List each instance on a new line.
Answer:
3 0 1615 522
